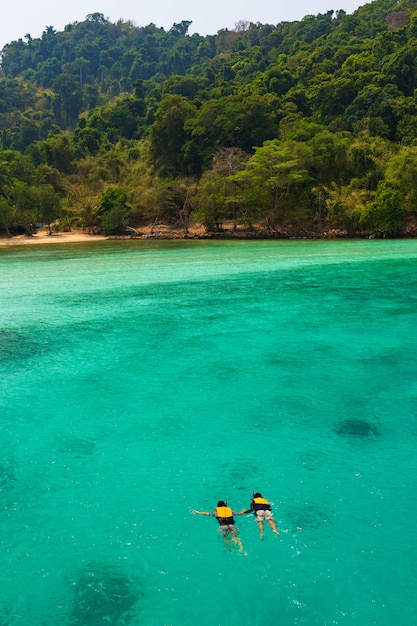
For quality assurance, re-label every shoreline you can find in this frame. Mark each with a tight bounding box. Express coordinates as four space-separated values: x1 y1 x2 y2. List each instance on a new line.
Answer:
1 225 416 247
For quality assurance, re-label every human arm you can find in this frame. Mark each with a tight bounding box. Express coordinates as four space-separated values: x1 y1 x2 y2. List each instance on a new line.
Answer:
191 510 213 516
239 501 254 515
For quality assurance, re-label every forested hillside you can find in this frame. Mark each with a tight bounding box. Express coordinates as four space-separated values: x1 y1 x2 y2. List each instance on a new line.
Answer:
1 0 417 238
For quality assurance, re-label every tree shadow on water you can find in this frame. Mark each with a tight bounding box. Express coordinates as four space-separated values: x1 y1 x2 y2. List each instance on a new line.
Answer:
218 458 260 492
70 563 143 625
334 418 380 439
0 329 50 363
285 500 334 533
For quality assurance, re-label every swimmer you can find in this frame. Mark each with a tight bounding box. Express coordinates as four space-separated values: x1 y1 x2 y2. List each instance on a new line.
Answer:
191 500 246 553
242 492 280 540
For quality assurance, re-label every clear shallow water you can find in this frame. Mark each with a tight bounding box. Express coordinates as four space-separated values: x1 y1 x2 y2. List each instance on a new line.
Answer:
1 239 416 625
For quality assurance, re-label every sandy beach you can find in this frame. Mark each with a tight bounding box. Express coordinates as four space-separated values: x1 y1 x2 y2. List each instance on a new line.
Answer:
0 231 108 246
0 223 211 246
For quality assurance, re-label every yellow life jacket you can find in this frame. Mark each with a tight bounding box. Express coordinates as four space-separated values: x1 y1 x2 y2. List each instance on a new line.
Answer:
254 497 269 505
253 497 271 511
216 506 234 525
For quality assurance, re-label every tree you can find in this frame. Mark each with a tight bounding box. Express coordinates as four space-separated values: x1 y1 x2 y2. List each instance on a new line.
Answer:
187 94 280 159
12 182 40 235
307 129 351 185
79 197 102 234
307 74 357 122
264 55 294 96
382 42 417 97
0 157 23 236
154 178 197 234
233 140 313 228
360 182 406 234
170 21 192 37
343 84 403 140
162 75 210 99
150 95 198 176
194 148 249 231
35 185 62 234
35 164 64 192
384 145 417 212
52 73 82 128
346 135 393 190
99 187 130 235
0 160 13 198
194 171 231 232
0 196 13 237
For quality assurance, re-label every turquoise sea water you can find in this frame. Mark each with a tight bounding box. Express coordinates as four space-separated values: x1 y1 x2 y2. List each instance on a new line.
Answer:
1 239 417 625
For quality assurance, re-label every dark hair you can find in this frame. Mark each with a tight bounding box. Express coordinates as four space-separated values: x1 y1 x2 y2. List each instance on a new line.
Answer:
217 500 226 507
253 492 262 498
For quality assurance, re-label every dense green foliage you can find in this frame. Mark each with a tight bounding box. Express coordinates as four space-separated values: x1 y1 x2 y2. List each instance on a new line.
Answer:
1 1 417 237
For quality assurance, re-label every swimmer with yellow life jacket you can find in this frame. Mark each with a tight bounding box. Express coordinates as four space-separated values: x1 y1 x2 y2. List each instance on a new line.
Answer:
242 492 280 540
191 500 246 553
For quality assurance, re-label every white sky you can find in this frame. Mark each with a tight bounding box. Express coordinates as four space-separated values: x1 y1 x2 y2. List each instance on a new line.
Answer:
1 0 368 50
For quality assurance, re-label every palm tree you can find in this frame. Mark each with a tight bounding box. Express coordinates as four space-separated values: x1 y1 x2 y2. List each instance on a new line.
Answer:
80 197 102 234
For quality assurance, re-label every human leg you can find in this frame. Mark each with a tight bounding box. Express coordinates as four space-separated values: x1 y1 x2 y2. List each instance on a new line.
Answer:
232 534 244 551
267 519 280 536
220 525 243 552
257 520 264 539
